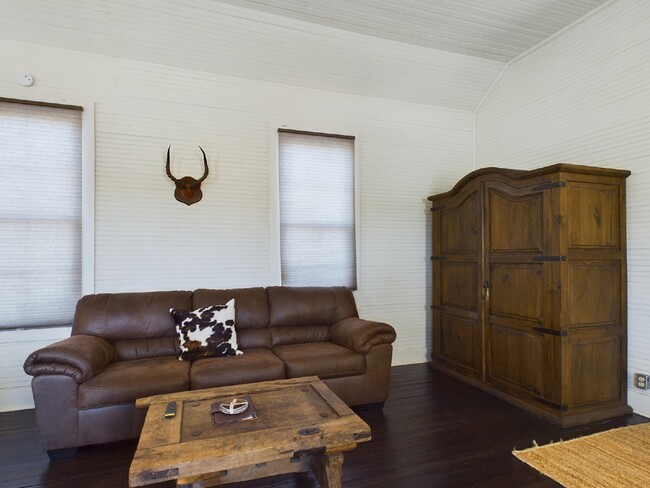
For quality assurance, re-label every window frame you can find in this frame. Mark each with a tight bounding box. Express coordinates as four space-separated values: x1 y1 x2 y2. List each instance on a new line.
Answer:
269 122 360 289
0 96 95 330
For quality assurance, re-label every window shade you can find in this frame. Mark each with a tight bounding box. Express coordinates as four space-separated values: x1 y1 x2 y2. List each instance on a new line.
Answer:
0 101 82 329
278 130 356 288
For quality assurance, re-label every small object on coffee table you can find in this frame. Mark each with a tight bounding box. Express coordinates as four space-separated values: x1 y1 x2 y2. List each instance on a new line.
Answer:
211 394 257 426
220 397 248 415
164 401 176 419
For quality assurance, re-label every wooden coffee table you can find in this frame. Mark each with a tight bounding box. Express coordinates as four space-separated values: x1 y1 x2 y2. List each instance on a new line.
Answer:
128 376 371 488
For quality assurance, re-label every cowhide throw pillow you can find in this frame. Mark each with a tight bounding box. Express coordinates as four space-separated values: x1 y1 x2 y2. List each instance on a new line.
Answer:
170 299 243 361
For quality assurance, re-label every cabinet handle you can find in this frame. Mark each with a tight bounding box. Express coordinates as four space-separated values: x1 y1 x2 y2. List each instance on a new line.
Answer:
482 281 490 301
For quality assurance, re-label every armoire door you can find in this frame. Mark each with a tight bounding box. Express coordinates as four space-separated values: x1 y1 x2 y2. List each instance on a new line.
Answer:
563 177 627 411
483 180 557 401
431 183 483 378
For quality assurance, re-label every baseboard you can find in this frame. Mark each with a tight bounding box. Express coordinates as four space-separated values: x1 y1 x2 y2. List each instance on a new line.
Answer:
628 388 650 418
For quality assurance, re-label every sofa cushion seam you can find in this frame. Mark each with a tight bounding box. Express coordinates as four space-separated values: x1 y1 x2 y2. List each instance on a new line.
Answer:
191 364 284 379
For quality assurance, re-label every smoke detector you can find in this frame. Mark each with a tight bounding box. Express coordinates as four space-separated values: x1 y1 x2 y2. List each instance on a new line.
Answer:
18 74 34 87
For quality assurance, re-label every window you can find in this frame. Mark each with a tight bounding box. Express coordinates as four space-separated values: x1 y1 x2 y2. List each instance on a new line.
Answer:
0 100 87 329
277 129 357 288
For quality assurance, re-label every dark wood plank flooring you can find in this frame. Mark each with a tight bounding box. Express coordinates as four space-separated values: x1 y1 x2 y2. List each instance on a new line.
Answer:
1 363 647 488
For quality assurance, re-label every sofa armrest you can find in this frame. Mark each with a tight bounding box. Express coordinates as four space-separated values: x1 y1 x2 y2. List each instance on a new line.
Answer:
24 335 115 384
329 317 396 354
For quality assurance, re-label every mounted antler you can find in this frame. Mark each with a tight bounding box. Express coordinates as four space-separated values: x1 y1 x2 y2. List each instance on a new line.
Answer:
166 146 209 205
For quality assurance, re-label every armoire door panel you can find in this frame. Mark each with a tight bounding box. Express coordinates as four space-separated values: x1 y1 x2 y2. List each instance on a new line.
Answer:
487 189 544 254
568 331 621 407
440 192 479 254
440 262 479 312
487 324 542 394
489 263 543 323
569 262 620 327
568 182 620 250
439 313 481 374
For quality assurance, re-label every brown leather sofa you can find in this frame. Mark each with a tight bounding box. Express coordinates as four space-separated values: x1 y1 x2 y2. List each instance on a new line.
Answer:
24 286 396 458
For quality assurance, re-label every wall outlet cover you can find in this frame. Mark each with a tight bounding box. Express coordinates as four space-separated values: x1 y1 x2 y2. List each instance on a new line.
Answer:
633 373 650 390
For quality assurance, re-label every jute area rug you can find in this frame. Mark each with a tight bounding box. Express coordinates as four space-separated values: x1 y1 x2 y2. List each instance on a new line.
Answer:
513 422 650 487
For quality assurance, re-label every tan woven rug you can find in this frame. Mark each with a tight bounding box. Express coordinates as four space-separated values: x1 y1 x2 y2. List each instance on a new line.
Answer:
513 422 650 487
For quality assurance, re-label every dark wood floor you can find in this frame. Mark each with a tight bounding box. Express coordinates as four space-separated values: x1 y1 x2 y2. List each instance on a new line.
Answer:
1 363 647 488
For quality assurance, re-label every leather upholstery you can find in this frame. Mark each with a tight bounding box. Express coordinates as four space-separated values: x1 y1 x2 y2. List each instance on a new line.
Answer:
267 286 358 327
78 357 190 408
273 342 365 379
24 335 115 383
31 375 79 451
190 348 285 389
330 317 397 353
25 286 396 454
270 324 330 346
113 336 180 361
323 344 393 406
193 287 269 328
72 290 192 339
79 403 146 447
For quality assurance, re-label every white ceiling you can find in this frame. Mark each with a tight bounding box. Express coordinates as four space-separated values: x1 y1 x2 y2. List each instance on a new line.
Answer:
215 0 610 62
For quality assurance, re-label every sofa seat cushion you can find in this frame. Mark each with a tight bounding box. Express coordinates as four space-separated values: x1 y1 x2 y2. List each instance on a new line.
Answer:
190 348 285 390
78 357 190 409
272 342 365 380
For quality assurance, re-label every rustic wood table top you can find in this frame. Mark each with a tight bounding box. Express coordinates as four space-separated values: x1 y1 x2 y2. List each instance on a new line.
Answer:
128 376 371 488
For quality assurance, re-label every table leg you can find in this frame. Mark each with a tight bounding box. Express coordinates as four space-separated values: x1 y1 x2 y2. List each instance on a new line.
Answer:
310 451 344 488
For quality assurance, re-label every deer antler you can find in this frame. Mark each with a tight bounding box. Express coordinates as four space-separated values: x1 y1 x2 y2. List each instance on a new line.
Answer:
165 145 178 183
196 146 209 184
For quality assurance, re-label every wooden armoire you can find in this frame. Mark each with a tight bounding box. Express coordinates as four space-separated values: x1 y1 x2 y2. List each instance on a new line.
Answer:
428 164 631 427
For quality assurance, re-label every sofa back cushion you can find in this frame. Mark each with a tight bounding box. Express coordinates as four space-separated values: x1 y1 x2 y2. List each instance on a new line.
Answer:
112 337 181 361
267 286 358 346
192 287 271 349
72 291 192 360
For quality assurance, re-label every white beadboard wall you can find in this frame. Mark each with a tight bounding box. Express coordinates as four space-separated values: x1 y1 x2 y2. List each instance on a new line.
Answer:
0 36 475 411
476 0 650 416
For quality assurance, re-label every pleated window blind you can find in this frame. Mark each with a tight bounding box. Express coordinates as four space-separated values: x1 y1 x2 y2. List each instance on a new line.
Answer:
278 130 357 288
0 101 82 329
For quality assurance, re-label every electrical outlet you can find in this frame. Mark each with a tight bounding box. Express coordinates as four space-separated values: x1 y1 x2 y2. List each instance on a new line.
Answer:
634 373 650 390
